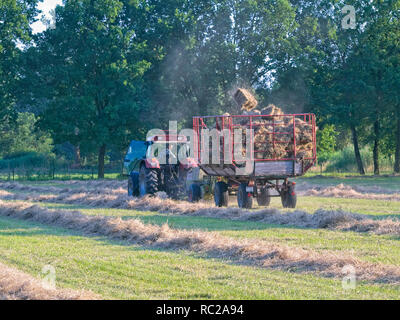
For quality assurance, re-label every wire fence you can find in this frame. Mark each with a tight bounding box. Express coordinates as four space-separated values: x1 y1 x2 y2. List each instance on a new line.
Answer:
0 161 124 181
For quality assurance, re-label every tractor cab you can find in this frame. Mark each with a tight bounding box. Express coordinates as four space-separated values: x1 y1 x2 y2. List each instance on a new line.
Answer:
123 140 147 175
145 133 192 168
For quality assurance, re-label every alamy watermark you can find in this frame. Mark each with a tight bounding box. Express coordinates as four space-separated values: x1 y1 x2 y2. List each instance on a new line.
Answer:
342 265 357 290
146 121 255 175
41 265 56 290
342 5 357 30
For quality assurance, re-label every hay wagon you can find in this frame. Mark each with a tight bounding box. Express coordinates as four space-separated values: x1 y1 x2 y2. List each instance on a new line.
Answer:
192 113 317 209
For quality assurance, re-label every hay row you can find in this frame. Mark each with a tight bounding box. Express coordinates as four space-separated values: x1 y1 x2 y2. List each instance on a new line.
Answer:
0 262 95 300
0 181 126 196
302 184 400 202
1 200 400 284
1 186 400 237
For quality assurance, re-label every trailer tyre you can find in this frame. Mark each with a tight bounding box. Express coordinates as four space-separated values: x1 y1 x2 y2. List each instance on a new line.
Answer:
281 186 297 208
139 165 159 197
237 183 253 209
257 187 271 207
214 182 229 207
188 184 202 202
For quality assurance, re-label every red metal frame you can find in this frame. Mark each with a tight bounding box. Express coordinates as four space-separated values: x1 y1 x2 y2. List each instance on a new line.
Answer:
193 113 317 173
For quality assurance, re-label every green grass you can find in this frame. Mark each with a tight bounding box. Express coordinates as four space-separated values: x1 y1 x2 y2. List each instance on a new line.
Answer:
27 197 400 267
297 175 400 191
0 216 399 299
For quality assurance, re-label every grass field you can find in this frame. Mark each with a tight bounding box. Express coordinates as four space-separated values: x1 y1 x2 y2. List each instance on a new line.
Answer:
298 175 400 191
0 176 399 300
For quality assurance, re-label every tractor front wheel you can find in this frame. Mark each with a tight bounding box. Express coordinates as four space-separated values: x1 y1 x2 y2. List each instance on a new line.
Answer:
139 166 159 197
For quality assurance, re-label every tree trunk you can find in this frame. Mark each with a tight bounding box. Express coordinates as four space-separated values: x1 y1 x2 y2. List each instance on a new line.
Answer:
395 110 400 174
74 145 81 168
98 144 106 179
350 123 365 175
373 120 380 175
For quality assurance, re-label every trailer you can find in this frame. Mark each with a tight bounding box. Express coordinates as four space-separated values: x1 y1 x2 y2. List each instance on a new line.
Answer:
192 113 317 209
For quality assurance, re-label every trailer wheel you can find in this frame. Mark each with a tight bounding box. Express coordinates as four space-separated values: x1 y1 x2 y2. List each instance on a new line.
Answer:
128 172 139 197
188 184 202 202
139 165 159 197
237 183 253 209
257 187 271 207
281 186 297 208
214 182 229 207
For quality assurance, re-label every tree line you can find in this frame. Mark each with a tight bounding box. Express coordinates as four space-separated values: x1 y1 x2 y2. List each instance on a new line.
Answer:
1 0 400 177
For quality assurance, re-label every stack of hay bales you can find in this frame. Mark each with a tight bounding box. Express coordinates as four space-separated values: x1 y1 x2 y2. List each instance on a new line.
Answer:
231 88 314 161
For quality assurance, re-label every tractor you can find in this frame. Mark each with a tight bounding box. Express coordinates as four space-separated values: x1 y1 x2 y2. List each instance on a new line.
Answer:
123 132 200 200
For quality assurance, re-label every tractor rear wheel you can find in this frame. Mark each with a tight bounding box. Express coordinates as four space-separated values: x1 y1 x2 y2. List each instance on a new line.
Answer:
257 187 271 207
139 165 159 197
237 183 253 209
214 182 229 207
188 183 202 202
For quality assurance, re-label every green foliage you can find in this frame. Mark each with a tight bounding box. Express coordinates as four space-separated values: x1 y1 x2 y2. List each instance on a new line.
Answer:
0 112 53 157
325 146 393 173
0 0 40 126
26 0 152 177
0 152 55 170
317 125 337 164
140 0 298 126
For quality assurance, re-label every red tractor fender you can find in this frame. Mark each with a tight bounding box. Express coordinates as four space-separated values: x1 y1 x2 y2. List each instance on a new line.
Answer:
144 158 160 169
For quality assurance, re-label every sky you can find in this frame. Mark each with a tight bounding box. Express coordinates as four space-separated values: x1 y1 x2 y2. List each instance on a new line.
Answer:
31 0 63 34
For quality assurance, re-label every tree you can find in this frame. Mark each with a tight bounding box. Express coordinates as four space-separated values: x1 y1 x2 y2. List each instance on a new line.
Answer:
0 112 53 157
273 0 400 175
317 124 337 173
0 0 39 147
353 0 400 174
133 0 298 128
27 0 152 178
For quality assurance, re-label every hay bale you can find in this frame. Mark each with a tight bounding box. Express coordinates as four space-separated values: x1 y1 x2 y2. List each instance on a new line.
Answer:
234 88 258 111
261 104 284 116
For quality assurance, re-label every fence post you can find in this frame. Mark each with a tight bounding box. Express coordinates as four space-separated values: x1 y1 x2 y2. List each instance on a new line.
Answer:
52 160 55 180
